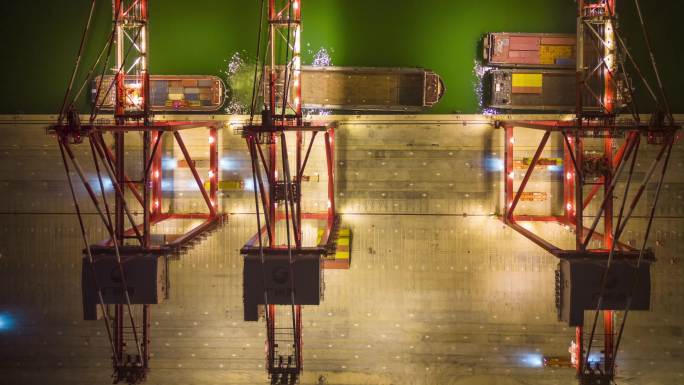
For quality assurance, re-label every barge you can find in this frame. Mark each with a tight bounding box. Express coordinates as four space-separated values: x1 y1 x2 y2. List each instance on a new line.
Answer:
486 68 605 112
270 66 445 112
487 69 581 112
92 75 225 112
483 32 576 68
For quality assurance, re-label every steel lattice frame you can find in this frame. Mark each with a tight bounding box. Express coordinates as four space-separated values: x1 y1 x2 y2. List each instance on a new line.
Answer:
113 0 150 123
49 1 223 383
240 0 340 383
499 1 679 383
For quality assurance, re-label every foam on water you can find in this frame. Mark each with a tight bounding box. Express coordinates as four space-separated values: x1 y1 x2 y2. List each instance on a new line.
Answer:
473 59 497 115
224 46 336 116
223 51 255 115
311 46 333 67
304 46 333 117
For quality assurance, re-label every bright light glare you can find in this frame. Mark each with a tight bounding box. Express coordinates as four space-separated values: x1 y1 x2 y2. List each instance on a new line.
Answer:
162 157 177 170
220 157 237 170
521 222 534 231
587 353 602 364
0 314 13 331
520 353 543 368
90 178 113 192
103 178 113 191
485 157 504 172
229 118 242 128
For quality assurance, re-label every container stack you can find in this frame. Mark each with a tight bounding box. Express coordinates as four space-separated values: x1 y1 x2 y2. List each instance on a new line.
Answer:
482 33 581 111
93 75 225 112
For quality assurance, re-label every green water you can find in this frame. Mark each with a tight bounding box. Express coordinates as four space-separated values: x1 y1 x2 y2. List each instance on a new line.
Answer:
2 0 682 114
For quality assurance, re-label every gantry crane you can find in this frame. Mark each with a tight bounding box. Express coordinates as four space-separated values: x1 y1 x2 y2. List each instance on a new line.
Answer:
49 1 223 383
498 1 679 384
239 0 344 383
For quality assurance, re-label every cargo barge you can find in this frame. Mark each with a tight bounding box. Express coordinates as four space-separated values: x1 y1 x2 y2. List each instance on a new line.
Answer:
270 66 445 112
483 33 576 68
487 69 579 112
92 75 225 112
486 68 604 112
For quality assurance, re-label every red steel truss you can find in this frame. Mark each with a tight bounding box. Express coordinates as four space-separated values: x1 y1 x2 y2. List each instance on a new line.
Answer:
240 0 341 383
49 1 223 383
499 1 679 384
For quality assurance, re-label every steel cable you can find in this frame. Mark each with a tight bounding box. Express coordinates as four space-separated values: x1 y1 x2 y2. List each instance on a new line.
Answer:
57 137 120 365
633 0 674 125
58 0 98 124
249 0 267 124
583 137 671 372
610 134 674 374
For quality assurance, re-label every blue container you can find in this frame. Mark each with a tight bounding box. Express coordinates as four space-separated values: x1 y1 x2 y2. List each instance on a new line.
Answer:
555 58 575 66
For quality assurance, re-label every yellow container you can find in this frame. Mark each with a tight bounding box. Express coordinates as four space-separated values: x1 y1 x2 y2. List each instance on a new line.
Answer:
203 180 245 191
512 73 543 88
540 45 574 65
